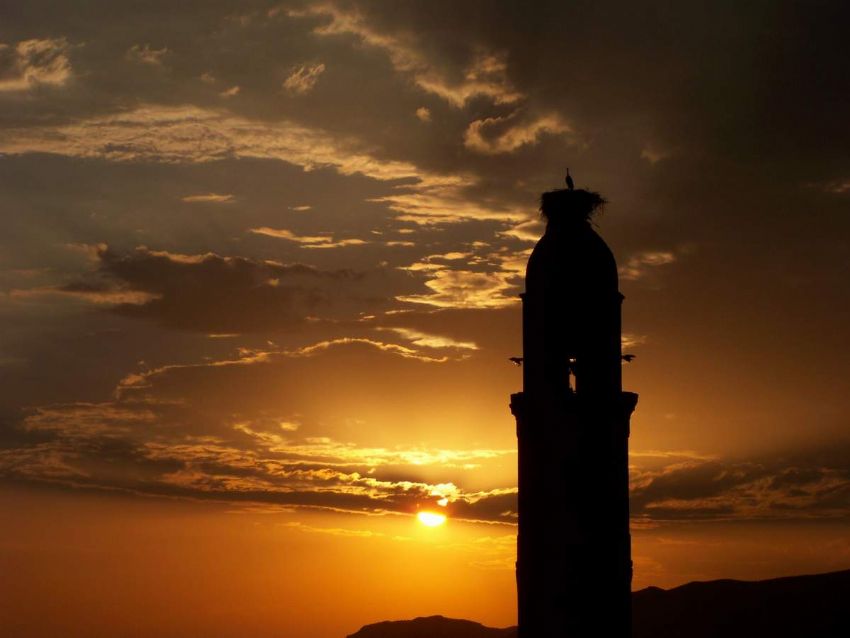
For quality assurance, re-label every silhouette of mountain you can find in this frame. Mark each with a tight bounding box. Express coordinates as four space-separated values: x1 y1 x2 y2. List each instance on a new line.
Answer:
632 568 850 638
347 616 515 638
347 569 850 638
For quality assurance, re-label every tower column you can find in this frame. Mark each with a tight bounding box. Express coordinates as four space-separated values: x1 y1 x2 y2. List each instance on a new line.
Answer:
512 187 637 637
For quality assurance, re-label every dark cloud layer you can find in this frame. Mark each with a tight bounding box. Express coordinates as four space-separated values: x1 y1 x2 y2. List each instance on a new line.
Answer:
67 245 382 332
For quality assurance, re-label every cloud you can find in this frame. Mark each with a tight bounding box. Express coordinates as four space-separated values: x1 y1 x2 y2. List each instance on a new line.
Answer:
283 62 326 95
622 333 648 349
449 488 518 523
18 245 380 333
282 521 387 538
290 337 451 363
180 193 235 203
397 269 519 309
219 85 240 98
640 143 673 164
0 104 518 224
817 178 850 195
630 446 850 522
248 227 334 243
415 106 431 122
379 327 479 351
464 112 572 155
23 402 157 437
369 175 525 224
397 252 471 272
248 227 368 249
0 38 71 92
10 284 158 306
289 5 521 107
126 44 168 66
393 243 529 310
499 219 544 243
366 306 519 355
428 251 470 261
0 104 411 174
0 337 517 522
2 325 848 526
296 239 370 250
619 250 677 281
416 50 522 108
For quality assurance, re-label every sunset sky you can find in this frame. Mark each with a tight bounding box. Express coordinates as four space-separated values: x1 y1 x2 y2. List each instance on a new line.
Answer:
1 1 849 636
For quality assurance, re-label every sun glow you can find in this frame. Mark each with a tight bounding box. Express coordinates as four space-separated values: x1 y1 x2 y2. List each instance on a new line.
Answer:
417 511 447 527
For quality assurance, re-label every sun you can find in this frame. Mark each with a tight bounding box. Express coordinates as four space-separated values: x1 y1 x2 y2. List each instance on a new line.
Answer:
416 511 447 527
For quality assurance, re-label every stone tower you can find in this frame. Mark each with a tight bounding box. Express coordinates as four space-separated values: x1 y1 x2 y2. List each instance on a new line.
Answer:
510 188 638 637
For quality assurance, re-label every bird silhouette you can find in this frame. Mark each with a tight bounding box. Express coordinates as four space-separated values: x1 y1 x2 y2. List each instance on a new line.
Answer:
622 354 636 362
565 168 574 190
509 357 524 366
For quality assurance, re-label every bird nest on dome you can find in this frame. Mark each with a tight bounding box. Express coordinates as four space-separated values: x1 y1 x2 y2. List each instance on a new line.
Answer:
540 188 606 224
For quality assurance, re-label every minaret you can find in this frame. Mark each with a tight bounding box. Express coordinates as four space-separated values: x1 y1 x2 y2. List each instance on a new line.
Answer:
510 187 638 637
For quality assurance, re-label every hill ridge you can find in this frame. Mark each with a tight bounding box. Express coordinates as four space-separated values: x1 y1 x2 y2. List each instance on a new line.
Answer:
348 569 850 638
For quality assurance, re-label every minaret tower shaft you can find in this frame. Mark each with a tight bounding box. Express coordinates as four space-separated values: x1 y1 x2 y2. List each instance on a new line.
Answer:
510 188 637 637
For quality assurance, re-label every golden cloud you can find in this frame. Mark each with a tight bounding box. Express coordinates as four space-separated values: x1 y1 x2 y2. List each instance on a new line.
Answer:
0 38 72 92
125 43 168 66
0 104 516 224
180 192 235 203
283 62 326 95
289 5 521 107
397 269 519 309
619 250 677 281
381 327 479 351
464 112 572 155
249 227 368 249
